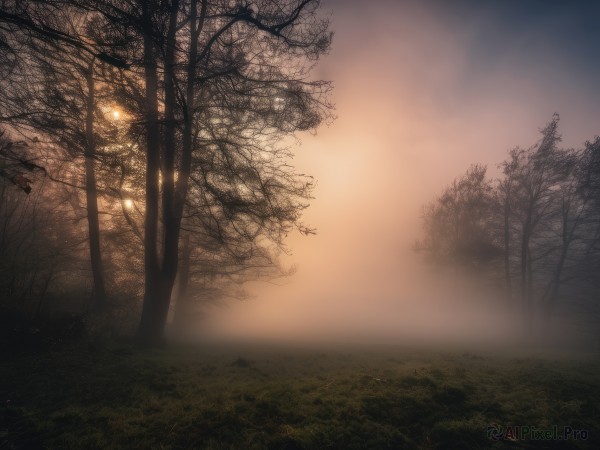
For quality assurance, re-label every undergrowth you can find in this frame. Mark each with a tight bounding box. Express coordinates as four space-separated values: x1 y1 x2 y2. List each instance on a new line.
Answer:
1 341 598 449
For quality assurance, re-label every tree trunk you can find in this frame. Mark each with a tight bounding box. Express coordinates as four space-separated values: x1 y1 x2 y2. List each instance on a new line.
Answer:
521 218 533 332
544 209 571 315
84 64 106 310
138 0 208 343
137 2 166 345
160 0 181 288
503 195 512 303
526 244 534 332
173 231 191 327
172 0 203 332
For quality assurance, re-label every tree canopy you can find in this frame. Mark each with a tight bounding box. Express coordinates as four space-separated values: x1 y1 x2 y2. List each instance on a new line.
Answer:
0 0 333 342
417 115 600 331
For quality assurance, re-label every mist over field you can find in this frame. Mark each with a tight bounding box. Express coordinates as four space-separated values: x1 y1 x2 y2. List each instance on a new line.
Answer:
197 258 590 350
190 0 600 351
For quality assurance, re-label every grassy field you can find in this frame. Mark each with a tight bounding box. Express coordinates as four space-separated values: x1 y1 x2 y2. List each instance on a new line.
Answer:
1 339 599 449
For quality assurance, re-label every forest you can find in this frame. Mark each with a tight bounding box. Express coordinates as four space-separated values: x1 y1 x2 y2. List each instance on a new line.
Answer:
0 0 333 344
416 115 600 339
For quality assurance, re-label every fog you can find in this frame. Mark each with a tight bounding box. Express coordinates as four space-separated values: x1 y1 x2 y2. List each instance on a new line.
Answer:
199 0 600 347
4 3 600 447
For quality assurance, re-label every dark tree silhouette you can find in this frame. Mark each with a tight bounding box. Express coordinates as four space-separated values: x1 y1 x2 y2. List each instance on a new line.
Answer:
113 0 333 344
0 1 333 343
420 164 499 266
418 115 600 332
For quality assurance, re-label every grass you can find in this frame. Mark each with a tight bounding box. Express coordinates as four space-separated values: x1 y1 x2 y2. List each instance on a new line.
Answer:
1 339 599 449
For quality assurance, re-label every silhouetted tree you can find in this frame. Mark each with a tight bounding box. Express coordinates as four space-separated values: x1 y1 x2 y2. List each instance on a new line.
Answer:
0 0 333 343
420 164 499 266
118 0 332 343
0 2 133 310
418 115 600 332
507 115 574 327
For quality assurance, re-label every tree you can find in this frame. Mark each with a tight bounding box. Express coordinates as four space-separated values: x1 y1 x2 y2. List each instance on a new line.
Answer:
0 2 134 310
0 146 90 316
418 115 600 334
576 137 600 284
118 0 332 343
420 164 499 267
0 0 333 343
495 147 525 302
507 115 573 327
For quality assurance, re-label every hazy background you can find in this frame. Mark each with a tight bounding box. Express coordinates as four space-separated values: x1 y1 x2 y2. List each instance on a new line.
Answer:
201 0 600 345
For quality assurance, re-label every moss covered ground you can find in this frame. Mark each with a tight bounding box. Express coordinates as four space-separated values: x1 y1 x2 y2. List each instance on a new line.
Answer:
1 340 599 449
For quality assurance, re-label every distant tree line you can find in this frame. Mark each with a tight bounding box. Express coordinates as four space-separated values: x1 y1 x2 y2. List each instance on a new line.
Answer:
416 115 600 331
0 0 333 344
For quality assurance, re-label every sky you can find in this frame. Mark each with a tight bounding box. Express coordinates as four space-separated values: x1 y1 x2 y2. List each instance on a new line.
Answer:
201 0 600 344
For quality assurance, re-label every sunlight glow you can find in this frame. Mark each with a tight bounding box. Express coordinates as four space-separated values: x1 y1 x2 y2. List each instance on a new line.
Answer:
112 109 120 120
123 198 133 210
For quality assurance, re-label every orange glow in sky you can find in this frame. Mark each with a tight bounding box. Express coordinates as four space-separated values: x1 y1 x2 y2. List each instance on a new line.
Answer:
199 0 600 344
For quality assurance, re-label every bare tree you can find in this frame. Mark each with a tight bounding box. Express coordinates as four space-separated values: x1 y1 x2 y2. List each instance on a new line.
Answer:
0 2 133 309
419 115 600 333
420 164 499 267
0 1 333 343
120 0 332 343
